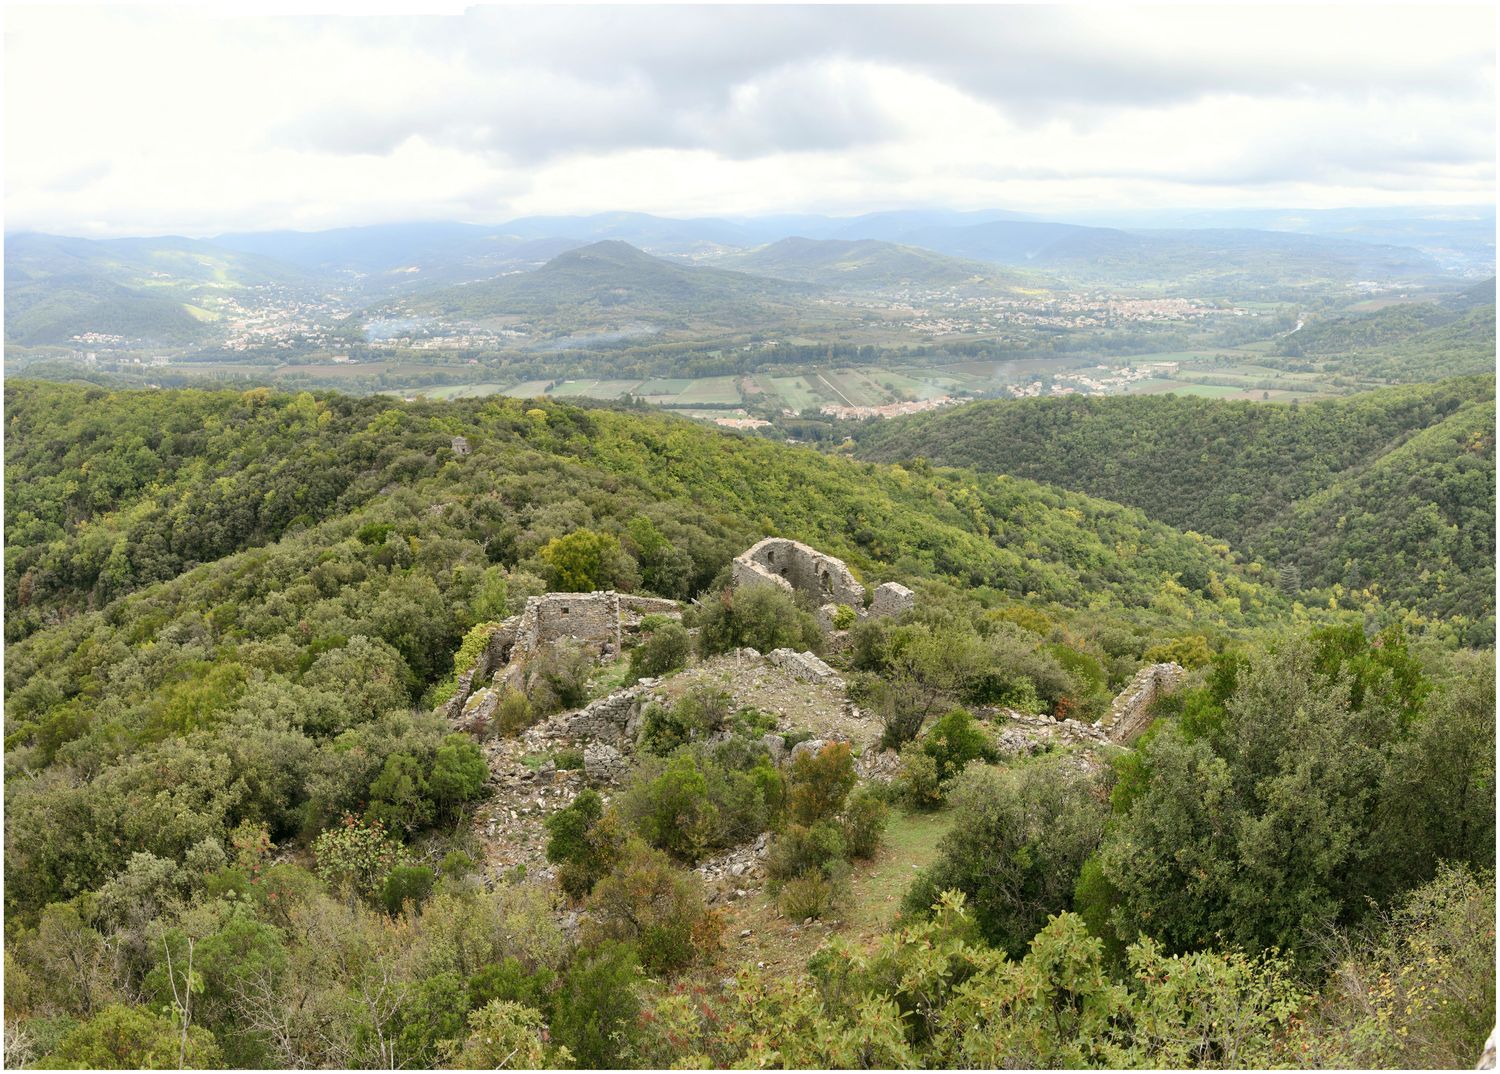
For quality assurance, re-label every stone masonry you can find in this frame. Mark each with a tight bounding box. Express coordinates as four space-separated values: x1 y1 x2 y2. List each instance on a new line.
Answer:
1096 662 1187 744
730 537 915 629
443 590 682 718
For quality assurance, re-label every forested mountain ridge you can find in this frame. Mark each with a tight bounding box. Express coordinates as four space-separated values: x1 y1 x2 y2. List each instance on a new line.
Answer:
714 236 1033 291
1278 297 1496 382
4 232 318 346
4 380 1282 643
854 376 1496 640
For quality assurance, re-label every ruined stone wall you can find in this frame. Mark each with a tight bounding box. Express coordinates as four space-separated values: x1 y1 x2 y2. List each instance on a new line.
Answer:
1098 663 1187 744
524 592 622 652
619 594 685 617
444 592 686 716
870 582 915 618
733 538 866 608
730 538 916 629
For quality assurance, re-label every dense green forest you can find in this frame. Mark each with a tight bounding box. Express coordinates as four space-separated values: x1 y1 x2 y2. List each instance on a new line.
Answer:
4 380 1287 640
4 381 1492 1069
1279 301 1496 382
854 376 1496 642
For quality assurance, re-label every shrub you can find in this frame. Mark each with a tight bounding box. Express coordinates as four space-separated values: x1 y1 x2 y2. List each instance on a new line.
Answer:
312 814 407 900
694 584 822 658
787 742 857 826
730 705 778 737
767 820 847 885
582 838 720 975
635 689 726 757
1143 634 1214 670
525 639 592 714
40 1004 223 1069
552 941 642 1069
552 747 584 770
544 789 624 899
620 752 718 860
366 751 434 835
897 744 943 810
639 702 696 750
380 864 436 915
842 786 889 860
493 689 536 737
921 709 996 784
675 685 733 733
618 748 779 861
831 604 858 630
429 735 489 819
902 757 1107 956
441 1000 555 1069
779 871 837 921
629 618 691 680
539 528 628 593
467 957 556 1013
962 628 1079 712
1289 863 1497 1068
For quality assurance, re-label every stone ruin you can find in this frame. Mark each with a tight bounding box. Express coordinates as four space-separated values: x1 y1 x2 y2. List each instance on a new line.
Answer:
1096 662 1187 744
730 537 915 630
442 590 681 720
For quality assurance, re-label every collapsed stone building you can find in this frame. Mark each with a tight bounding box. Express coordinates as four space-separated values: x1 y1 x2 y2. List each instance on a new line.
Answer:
730 537 915 629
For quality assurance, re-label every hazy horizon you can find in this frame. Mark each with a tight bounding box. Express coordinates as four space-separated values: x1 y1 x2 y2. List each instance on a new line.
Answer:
7 201 1496 245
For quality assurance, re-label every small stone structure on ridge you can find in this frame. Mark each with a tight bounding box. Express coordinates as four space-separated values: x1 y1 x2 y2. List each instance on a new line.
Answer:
442 590 680 719
730 537 915 630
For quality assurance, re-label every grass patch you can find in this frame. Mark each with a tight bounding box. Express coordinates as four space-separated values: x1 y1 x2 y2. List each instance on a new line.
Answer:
586 658 633 699
841 806 957 936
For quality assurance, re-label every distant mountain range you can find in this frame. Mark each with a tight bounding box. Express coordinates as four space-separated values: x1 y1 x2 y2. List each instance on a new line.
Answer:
404 239 820 333
4 232 317 346
5 206 1492 346
713 236 1034 291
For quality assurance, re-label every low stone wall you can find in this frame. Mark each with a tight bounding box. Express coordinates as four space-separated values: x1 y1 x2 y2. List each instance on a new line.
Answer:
766 648 845 690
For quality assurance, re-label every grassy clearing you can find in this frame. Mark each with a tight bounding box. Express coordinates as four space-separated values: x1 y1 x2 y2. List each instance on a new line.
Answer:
716 805 955 978
422 382 513 400
637 377 695 395
842 806 956 937
545 379 602 397
768 375 820 411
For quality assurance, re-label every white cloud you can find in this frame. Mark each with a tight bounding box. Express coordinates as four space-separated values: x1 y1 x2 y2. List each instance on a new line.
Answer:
4 4 1493 236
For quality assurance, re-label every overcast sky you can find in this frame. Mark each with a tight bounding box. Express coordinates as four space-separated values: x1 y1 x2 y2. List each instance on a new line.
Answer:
5 3 1495 237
